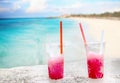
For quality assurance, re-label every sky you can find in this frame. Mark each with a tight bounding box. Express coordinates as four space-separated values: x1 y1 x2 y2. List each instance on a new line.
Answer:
0 0 120 18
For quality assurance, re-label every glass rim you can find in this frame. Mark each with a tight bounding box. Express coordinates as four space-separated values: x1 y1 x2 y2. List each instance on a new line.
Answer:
87 41 105 45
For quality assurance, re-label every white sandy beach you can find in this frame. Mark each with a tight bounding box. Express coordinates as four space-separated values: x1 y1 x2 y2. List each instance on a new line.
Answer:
0 18 120 83
74 17 120 58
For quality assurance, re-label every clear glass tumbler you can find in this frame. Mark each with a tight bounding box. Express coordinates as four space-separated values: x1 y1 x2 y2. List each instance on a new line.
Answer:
47 43 64 80
86 42 105 79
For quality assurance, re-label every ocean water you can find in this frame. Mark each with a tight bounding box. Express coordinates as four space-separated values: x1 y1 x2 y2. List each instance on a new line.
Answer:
0 18 87 68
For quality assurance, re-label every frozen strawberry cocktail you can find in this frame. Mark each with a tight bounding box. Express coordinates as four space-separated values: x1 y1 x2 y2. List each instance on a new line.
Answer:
48 56 64 79
87 51 103 79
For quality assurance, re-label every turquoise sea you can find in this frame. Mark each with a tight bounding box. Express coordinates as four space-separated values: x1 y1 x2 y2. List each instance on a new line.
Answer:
0 18 83 68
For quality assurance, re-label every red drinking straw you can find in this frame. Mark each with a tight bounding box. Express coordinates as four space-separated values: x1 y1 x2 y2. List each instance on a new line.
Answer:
60 21 63 54
79 23 87 49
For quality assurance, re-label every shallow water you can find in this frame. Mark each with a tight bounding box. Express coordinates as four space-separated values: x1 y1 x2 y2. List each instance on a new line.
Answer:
0 18 87 68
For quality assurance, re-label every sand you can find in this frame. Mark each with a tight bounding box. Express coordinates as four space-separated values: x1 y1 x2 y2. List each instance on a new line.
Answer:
72 17 120 58
0 58 120 83
0 18 120 83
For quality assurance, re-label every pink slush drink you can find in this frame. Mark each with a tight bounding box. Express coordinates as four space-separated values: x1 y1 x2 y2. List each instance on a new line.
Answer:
87 51 103 79
48 56 64 79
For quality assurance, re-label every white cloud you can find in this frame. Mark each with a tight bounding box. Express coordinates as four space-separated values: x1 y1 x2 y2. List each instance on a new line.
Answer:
0 0 47 13
70 3 82 8
25 0 47 13
0 0 23 12
84 2 120 13
0 7 10 12
0 0 120 15
54 1 120 14
21 0 28 3
13 1 22 11
109 8 120 12
0 0 10 3
46 2 82 14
